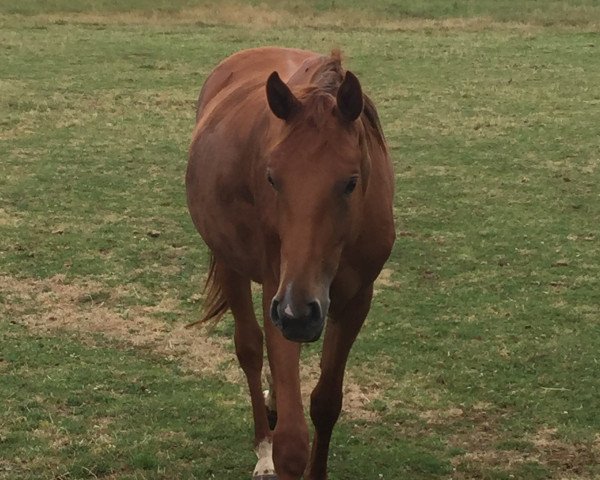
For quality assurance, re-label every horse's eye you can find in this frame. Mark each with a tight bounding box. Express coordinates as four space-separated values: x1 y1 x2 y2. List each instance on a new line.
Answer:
267 172 275 188
344 177 358 195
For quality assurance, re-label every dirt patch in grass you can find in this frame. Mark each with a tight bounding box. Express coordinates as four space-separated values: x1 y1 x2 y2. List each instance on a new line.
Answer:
1 275 382 421
0 208 22 227
428 405 600 479
32 420 72 450
420 406 466 424
373 267 400 296
531 428 599 477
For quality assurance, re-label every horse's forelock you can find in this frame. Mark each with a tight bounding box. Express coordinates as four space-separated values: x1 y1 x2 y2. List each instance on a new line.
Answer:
313 54 344 95
287 55 344 129
283 52 385 148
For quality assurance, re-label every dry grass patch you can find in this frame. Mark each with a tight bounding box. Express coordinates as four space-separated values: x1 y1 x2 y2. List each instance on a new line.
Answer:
435 406 600 478
1 274 232 378
32 420 71 450
3 8 565 33
531 428 599 477
0 208 23 227
374 266 400 296
1 274 383 421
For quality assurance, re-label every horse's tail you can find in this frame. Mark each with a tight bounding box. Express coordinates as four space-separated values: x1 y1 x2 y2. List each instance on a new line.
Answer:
187 256 229 328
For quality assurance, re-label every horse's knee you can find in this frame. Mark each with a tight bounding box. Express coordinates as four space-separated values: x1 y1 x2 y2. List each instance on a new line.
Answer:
272 424 309 478
234 324 263 373
310 387 342 431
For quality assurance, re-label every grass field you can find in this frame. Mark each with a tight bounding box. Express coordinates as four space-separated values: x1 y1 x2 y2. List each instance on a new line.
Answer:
1 1 599 479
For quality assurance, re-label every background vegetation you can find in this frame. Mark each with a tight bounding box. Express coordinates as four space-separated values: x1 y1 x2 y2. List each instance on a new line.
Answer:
1 1 599 478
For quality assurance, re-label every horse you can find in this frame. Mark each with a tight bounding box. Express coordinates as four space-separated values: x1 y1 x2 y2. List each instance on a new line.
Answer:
186 47 395 480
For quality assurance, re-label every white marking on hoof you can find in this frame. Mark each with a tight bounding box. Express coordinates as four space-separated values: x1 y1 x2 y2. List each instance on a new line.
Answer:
263 389 276 412
253 439 275 477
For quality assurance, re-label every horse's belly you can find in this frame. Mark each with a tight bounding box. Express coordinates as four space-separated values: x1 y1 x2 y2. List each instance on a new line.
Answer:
187 140 264 281
201 209 264 282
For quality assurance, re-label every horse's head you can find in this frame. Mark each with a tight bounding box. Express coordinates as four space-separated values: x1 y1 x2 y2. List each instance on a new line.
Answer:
263 70 369 343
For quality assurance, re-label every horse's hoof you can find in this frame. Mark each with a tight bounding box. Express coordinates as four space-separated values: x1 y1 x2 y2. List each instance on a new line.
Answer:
253 475 278 480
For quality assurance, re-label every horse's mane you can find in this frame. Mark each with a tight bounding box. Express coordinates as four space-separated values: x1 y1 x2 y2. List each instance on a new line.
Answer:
294 50 386 147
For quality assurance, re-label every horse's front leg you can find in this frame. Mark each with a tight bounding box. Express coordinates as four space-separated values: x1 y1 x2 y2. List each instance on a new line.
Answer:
305 286 373 480
262 282 310 480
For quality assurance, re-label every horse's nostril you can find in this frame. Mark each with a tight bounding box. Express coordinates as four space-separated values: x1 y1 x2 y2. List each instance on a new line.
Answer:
272 295 323 324
270 299 280 324
308 300 322 322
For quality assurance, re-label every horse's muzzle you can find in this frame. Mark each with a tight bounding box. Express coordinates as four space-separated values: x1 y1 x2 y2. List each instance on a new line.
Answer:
270 298 325 343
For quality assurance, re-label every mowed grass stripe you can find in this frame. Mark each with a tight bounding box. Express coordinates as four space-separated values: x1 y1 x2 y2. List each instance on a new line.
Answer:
2 0 600 29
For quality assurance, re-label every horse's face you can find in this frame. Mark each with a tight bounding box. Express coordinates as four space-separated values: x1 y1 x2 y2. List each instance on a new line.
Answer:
264 71 367 343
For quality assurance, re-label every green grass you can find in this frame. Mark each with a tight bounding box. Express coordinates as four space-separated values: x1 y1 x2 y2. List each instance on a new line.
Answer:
0 322 251 479
1 1 600 479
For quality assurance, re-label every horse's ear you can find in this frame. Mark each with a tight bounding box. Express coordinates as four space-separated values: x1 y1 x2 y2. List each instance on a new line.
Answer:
266 71 299 121
337 71 363 122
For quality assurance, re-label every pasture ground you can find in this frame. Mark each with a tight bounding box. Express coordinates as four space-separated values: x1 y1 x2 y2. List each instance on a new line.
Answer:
1 1 599 478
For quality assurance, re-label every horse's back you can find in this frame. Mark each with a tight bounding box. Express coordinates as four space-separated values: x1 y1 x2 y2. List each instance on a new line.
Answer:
195 47 319 121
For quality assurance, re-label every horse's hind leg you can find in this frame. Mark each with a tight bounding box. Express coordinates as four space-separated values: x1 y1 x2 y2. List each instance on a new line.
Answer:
215 262 275 479
263 368 278 430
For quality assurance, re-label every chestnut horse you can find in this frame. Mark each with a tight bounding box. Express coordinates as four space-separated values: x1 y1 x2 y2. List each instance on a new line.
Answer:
187 47 395 480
